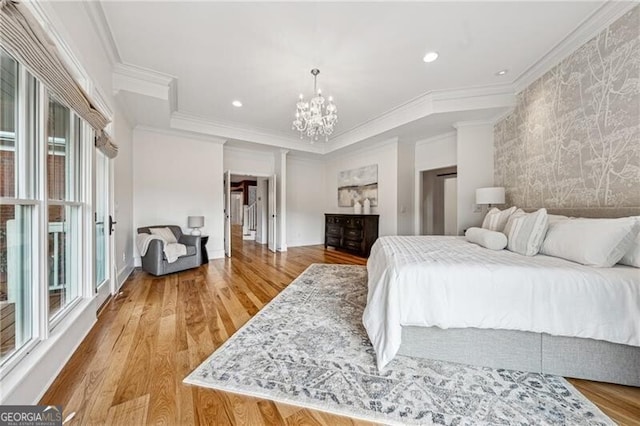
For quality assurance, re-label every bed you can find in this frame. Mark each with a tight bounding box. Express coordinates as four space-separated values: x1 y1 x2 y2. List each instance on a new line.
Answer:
363 235 640 387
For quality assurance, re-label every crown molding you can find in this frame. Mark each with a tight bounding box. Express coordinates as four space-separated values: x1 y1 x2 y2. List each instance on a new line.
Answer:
134 125 227 145
83 1 122 67
113 63 176 100
415 131 457 147
170 112 324 154
452 119 495 129
325 83 516 153
513 1 636 93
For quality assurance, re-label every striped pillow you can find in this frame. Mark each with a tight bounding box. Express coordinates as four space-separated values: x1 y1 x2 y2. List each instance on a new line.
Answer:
505 208 549 256
481 206 517 232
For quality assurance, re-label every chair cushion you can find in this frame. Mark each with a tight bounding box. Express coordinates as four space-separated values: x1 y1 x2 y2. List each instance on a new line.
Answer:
150 227 177 243
184 245 197 256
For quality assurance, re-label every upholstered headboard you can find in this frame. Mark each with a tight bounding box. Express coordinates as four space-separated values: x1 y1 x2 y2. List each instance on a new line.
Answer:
539 207 640 219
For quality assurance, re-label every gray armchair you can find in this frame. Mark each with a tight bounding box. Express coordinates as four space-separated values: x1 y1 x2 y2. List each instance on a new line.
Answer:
137 225 201 276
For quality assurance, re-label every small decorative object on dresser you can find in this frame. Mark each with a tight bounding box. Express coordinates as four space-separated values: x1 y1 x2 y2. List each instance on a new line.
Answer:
324 213 379 257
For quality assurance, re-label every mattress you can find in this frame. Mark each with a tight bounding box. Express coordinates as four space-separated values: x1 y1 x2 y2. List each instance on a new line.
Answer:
363 236 640 370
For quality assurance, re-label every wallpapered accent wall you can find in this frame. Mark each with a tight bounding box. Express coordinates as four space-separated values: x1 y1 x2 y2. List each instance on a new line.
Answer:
495 6 639 209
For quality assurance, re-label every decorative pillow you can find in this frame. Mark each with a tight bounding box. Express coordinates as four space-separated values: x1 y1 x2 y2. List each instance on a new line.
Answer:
481 206 517 232
619 233 640 268
150 227 177 244
465 227 508 250
504 208 548 256
541 217 640 268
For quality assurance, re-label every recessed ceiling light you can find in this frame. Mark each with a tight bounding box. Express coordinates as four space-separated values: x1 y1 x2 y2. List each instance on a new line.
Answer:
495 69 508 76
232 100 243 107
423 51 439 63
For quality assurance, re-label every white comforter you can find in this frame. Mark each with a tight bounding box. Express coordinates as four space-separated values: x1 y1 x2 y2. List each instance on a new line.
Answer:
363 236 640 370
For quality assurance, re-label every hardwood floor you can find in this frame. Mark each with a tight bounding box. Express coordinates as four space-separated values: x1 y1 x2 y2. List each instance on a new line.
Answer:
41 226 640 425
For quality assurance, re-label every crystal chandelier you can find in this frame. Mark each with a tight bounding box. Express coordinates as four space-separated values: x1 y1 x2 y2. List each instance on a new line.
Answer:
292 68 337 143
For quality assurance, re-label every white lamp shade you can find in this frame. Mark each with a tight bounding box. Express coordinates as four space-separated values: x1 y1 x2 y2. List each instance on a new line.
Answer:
475 187 505 205
188 215 204 228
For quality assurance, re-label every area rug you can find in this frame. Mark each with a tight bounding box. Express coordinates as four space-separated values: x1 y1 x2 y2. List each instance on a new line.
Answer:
184 264 613 425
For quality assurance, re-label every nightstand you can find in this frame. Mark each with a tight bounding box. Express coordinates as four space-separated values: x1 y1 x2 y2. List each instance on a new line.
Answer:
200 235 209 265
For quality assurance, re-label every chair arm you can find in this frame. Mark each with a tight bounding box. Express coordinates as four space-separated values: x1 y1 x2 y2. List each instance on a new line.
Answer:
179 235 202 262
179 235 201 246
141 239 165 275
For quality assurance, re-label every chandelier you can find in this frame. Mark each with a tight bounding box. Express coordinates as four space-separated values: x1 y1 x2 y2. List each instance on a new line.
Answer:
292 68 337 143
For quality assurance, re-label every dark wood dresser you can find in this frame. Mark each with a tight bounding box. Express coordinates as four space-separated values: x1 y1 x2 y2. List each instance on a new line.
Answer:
324 214 380 257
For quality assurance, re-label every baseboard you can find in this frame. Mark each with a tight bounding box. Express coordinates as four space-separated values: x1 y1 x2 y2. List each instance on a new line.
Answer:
117 264 135 290
277 244 288 252
210 249 225 259
287 240 324 248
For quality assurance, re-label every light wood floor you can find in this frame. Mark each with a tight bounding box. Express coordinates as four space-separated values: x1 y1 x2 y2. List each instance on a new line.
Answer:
41 226 640 425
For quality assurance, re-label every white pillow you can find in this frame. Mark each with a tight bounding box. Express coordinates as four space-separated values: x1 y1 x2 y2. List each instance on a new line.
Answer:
150 227 177 244
481 206 517 232
504 208 549 256
547 214 569 224
541 217 640 267
619 233 640 268
465 227 508 250
618 216 640 268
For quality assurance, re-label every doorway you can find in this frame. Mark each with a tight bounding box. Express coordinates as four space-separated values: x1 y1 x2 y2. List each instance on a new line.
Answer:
420 166 458 235
224 172 277 257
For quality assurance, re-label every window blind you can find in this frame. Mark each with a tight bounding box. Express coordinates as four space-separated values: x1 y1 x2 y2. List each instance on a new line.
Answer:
95 130 118 159
0 0 115 146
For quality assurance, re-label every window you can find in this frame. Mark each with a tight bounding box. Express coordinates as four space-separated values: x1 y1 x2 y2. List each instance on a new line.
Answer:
0 49 36 363
0 47 92 367
47 97 82 320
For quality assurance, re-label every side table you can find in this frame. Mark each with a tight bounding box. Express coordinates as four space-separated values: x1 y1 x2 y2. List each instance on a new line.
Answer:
200 235 209 265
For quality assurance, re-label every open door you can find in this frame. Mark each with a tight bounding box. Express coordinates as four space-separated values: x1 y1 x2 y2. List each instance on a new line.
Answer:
267 174 277 252
95 150 113 308
224 170 231 257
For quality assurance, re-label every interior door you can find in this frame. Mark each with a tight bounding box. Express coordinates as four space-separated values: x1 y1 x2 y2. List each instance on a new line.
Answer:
267 174 277 252
224 170 231 257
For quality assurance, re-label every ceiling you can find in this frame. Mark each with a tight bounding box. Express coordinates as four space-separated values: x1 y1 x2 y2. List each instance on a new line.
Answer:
99 1 606 153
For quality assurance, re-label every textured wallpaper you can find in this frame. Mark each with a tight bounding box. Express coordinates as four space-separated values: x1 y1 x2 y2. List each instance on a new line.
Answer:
495 6 640 209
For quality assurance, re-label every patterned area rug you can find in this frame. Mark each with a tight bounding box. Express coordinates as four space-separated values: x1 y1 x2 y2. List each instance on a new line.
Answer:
185 264 613 425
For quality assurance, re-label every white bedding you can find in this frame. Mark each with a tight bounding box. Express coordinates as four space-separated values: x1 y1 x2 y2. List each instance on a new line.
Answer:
363 236 640 370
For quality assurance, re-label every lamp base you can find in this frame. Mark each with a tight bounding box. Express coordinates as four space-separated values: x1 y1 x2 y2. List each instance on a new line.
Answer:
191 228 202 236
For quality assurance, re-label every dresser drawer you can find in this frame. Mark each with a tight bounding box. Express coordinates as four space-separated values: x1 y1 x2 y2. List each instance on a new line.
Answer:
345 217 364 228
326 236 341 247
343 239 363 251
326 216 343 225
343 228 363 241
327 224 342 237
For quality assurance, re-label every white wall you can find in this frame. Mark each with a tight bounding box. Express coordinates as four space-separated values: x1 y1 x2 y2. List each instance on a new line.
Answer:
113 107 134 288
275 150 287 251
133 128 225 261
414 132 457 234
223 146 275 176
455 122 494 234
397 142 415 235
325 138 399 236
287 156 326 247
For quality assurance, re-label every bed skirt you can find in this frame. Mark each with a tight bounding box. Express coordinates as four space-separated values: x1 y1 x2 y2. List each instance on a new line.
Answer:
398 326 640 387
